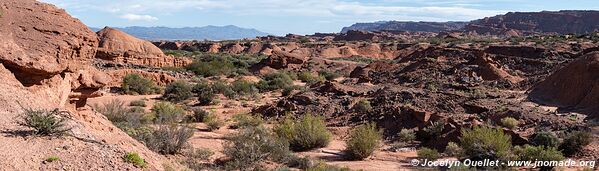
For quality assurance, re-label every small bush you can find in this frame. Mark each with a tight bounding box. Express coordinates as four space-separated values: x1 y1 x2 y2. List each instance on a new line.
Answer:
45 156 60 162
94 100 129 123
123 152 147 168
203 113 224 131
319 71 341 81
190 108 209 123
297 71 324 84
192 80 211 94
122 74 160 95
197 90 215 105
224 126 291 170
211 81 235 98
559 131 592 156
423 120 445 137
354 100 372 113
274 114 332 151
530 131 560 148
231 114 264 129
344 123 382 160
231 80 258 97
444 142 463 157
397 129 416 142
19 108 70 136
182 148 214 170
500 117 519 129
163 81 193 102
460 126 512 161
257 72 295 91
129 100 147 107
143 125 194 155
306 162 351 171
282 85 304 96
514 145 564 170
151 102 185 124
417 147 440 161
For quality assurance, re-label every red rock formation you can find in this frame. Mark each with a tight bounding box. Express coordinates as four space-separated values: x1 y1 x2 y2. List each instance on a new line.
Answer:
472 52 523 84
0 0 170 169
96 27 191 67
530 52 599 117
466 11 599 35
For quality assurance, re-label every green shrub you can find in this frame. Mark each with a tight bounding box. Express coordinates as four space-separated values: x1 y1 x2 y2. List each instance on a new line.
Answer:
297 71 324 84
151 102 185 124
274 114 332 151
444 142 463 157
192 80 211 93
163 81 193 102
123 152 147 168
530 131 560 148
344 123 382 160
354 100 372 113
185 53 262 77
319 71 341 81
203 113 223 131
129 100 147 107
282 85 305 96
122 74 160 95
19 108 70 136
224 126 291 170
190 108 209 123
559 131 592 156
514 145 564 170
142 125 194 155
500 117 519 129
210 81 236 99
231 114 264 129
306 162 351 171
460 126 512 161
231 80 258 97
197 90 215 106
93 100 129 123
397 129 416 142
181 147 214 170
45 156 60 162
423 120 445 137
417 147 440 161
257 72 295 91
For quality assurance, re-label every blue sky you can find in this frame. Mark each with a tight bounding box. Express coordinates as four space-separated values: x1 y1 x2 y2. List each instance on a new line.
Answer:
41 0 599 35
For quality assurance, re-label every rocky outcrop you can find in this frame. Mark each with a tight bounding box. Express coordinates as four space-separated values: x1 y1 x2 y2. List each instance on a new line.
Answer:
0 0 170 169
254 50 307 70
466 11 599 35
530 52 599 117
96 27 191 68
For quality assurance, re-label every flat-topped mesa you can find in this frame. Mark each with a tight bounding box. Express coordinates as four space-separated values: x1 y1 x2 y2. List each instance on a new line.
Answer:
96 27 191 68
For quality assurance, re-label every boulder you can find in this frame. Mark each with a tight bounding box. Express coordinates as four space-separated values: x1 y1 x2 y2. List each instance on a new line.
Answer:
96 27 191 67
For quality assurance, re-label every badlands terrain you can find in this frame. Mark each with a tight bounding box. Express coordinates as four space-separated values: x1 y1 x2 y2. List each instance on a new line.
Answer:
1 0 599 170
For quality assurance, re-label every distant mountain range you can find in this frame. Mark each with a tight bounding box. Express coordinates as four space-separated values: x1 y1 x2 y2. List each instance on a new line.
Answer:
341 10 599 35
90 25 270 40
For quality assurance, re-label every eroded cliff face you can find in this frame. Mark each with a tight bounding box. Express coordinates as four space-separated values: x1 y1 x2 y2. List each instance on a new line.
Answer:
0 1 171 169
466 11 599 35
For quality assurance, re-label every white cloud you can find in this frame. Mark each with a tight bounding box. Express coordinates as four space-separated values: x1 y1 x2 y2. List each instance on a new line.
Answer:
120 13 159 22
